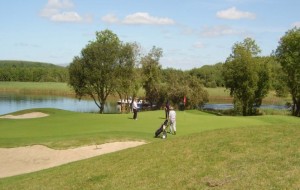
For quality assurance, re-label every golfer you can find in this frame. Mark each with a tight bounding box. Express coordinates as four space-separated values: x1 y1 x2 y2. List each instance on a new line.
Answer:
169 106 176 135
132 98 138 120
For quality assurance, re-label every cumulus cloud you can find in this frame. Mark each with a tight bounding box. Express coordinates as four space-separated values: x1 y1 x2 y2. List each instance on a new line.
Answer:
122 12 175 25
216 7 256 20
50 12 82 22
47 0 73 9
101 14 119 24
292 21 300 27
40 0 89 23
200 25 243 37
101 12 175 25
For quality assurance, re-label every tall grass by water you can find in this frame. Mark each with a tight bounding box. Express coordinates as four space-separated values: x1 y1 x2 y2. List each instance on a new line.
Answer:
0 108 299 189
0 82 74 96
205 87 291 105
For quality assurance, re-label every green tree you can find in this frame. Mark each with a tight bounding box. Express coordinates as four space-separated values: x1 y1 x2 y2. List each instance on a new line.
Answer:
223 38 270 116
161 68 208 109
68 29 135 113
253 57 271 107
141 46 163 108
275 27 300 116
189 62 224 87
0 61 68 82
115 42 141 112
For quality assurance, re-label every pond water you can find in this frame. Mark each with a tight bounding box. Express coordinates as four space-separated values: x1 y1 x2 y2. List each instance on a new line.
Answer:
0 93 118 115
0 93 289 115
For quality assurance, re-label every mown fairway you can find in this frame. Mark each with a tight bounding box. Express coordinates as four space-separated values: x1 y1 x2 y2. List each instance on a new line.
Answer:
0 108 299 189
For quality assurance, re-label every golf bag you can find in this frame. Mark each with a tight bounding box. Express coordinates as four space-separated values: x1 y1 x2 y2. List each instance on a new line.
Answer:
154 120 168 138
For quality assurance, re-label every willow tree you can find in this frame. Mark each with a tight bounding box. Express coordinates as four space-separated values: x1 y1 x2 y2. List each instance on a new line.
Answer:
275 27 300 116
68 29 137 113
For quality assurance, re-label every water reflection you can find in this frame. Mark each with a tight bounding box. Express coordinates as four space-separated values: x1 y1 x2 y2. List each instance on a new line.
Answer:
0 93 290 115
0 93 118 115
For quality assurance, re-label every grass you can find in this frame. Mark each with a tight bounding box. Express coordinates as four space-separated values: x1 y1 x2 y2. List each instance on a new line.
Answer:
204 87 291 105
0 82 145 99
0 82 74 96
0 108 299 189
0 108 298 148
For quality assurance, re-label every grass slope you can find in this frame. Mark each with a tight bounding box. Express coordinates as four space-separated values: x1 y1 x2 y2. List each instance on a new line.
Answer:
0 109 299 189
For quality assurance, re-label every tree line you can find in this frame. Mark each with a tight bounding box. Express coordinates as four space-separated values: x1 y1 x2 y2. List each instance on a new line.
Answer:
0 61 68 82
1 27 299 116
68 28 300 116
68 30 208 113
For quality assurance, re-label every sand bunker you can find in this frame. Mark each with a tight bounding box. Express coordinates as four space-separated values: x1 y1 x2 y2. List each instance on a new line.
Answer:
0 112 145 178
0 141 146 178
0 112 49 119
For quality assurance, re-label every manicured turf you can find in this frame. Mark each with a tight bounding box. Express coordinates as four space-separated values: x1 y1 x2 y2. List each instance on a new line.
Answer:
0 108 299 189
0 108 298 148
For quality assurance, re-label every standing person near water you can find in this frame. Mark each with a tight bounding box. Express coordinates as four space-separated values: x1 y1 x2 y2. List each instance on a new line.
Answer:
165 100 170 119
169 106 176 135
132 98 138 120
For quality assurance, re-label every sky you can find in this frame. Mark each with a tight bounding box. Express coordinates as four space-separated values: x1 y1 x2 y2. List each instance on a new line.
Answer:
0 0 299 70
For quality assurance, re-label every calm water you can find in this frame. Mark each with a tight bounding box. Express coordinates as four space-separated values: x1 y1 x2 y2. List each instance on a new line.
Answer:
0 93 118 115
0 93 289 115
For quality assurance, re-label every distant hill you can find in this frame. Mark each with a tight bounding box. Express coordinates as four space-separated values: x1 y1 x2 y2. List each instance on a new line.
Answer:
0 60 68 82
0 60 66 68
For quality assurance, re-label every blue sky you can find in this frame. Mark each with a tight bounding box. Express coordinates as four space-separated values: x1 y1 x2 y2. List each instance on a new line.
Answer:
0 0 299 70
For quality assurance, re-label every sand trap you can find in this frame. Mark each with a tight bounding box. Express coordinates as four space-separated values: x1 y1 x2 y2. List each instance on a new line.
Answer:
0 112 49 119
0 141 146 178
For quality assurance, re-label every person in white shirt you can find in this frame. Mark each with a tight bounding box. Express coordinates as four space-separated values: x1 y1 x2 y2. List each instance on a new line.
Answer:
169 106 176 135
132 98 138 120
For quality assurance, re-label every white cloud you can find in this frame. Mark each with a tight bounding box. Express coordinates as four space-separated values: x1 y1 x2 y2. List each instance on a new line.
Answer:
200 25 243 37
216 7 256 20
46 0 74 9
50 11 82 22
292 21 300 27
122 12 175 25
40 0 89 23
101 14 119 24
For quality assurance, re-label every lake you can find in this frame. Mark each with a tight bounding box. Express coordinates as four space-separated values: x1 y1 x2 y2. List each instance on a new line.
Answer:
0 93 289 115
0 93 118 115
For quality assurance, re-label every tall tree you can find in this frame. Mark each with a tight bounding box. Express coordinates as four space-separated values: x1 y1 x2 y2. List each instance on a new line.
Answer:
161 69 208 109
189 62 224 87
275 27 300 116
115 42 141 112
68 29 136 113
223 38 270 116
141 46 163 108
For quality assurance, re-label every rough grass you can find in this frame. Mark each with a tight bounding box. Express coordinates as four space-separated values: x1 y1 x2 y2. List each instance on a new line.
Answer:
0 82 145 99
0 123 299 189
0 82 74 96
